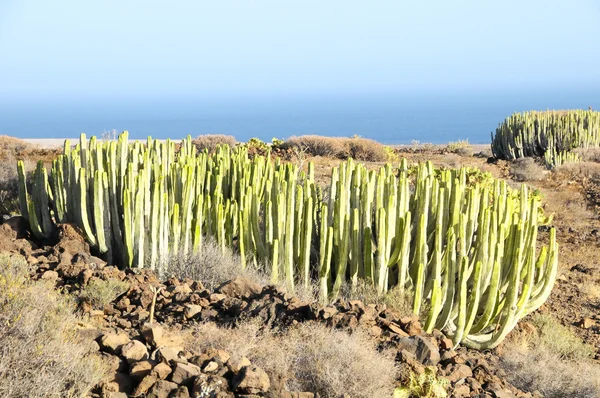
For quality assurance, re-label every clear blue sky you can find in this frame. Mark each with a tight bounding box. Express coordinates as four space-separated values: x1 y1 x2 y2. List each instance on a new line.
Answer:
1 0 599 102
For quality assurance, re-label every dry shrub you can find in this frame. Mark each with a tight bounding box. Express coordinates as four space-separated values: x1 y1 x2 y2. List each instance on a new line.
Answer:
579 278 600 300
0 154 19 215
498 312 599 398
282 135 391 162
164 239 268 290
573 147 600 163
0 254 107 397
347 137 390 162
282 135 348 158
529 313 595 360
509 158 547 182
79 278 129 309
500 341 600 398
188 320 397 397
0 135 31 154
192 134 237 152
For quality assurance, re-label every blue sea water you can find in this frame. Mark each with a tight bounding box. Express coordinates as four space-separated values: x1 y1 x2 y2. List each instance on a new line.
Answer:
1 88 599 144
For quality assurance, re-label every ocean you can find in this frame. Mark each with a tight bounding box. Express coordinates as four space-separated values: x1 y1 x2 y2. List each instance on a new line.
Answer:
1 88 598 144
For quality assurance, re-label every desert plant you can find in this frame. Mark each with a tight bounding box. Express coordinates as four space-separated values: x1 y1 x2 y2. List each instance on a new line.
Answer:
394 367 449 398
79 278 129 309
491 109 600 167
18 132 558 349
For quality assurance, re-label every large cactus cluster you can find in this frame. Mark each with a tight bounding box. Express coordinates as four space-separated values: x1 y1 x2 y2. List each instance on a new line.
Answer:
491 109 600 167
18 132 558 349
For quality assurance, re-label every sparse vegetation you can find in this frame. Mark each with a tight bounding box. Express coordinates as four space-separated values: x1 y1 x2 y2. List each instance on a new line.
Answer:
509 157 547 182
164 239 268 290
188 320 398 398
0 254 107 397
444 139 472 156
79 277 130 309
281 135 393 161
529 313 595 361
500 315 600 398
192 134 237 152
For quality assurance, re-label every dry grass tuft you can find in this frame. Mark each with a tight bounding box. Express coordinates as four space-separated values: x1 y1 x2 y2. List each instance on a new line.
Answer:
498 312 600 398
500 342 600 398
509 158 547 182
188 320 397 397
79 278 129 309
164 239 268 290
338 280 414 316
529 313 595 360
0 254 107 397
192 134 237 152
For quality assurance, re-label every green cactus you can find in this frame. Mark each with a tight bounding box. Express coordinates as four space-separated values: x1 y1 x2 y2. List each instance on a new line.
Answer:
16 131 558 350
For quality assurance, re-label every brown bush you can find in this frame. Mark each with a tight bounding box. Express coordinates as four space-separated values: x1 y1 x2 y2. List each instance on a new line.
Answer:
188 320 397 397
0 254 107 397
347 137 390 162
192 134 237 152
509 158 547 182
282 135 391 161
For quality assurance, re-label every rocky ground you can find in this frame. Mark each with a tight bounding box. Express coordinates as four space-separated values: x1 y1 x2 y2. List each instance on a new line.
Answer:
0 216 539 398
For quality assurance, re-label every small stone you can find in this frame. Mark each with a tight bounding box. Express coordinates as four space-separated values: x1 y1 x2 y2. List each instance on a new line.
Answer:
439 337 454 351
170 362 201 385
447 364 473 383
170 386 190 398
99 332 131 354
581 317 595 329
129 360 154 379
147 380 178 398
141 323 184 350
405 320 423 336
397 335 440 366
229 357 252 373
216 277 262 298
132 374 158 396
232 366 270 394
321 306 337 320
151 362 173 380
121 340 149 363
453 384 471 397
183 304 203 319
41 270 59 281
157 346 182 363
388 322 409 337
203 361 219 373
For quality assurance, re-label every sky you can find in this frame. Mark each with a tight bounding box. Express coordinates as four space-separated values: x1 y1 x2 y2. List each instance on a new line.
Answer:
1 0 600 102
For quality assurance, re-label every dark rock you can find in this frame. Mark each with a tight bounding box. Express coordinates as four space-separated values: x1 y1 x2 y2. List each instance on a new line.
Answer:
396 335 440 366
